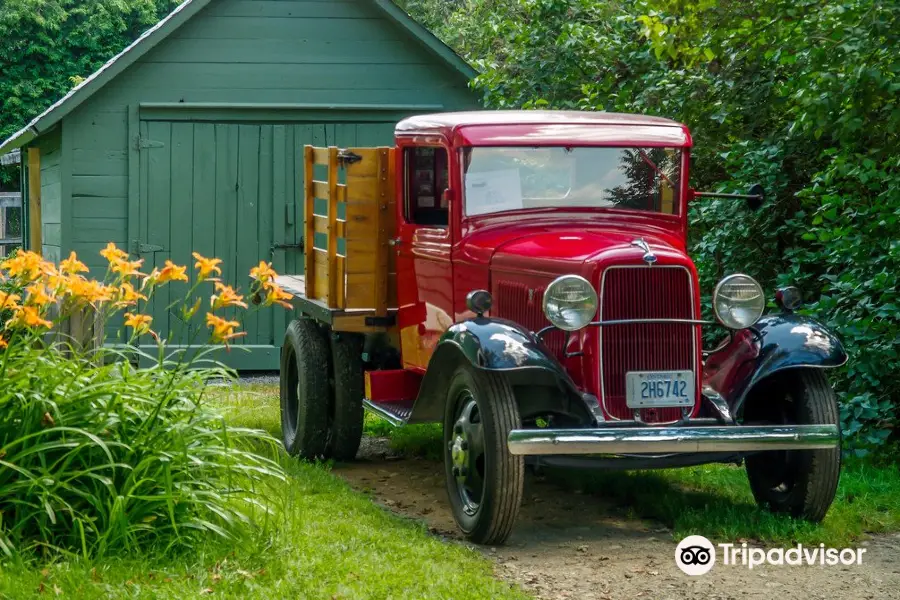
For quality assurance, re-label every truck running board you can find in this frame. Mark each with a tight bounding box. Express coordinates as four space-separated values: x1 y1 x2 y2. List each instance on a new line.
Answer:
363 399 413 427
362 369 421 426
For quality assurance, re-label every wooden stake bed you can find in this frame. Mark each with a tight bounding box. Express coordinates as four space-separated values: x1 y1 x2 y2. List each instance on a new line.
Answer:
265 145 397 334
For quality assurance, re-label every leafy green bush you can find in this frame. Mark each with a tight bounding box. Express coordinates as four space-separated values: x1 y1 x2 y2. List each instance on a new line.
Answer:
0 0 180 186
0 248 294 557
0 352 282 557
403 0 899 451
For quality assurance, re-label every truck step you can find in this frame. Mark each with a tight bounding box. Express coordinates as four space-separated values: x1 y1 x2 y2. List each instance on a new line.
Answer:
363 399 414 427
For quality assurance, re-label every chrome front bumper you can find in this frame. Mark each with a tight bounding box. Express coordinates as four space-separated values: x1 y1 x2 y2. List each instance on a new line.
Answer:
506 425 839 456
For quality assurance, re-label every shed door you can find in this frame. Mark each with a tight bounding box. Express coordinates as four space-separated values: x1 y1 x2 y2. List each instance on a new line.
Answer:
136 120 394 369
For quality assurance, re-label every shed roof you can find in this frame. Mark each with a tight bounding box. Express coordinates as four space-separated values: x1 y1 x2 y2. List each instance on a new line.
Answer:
0 149 20 166
0 0 476 157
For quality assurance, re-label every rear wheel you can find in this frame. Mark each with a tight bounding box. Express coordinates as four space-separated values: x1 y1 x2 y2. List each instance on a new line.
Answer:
280 319 330 459
744 370 841 521
326 332 365 461
443 365 523 545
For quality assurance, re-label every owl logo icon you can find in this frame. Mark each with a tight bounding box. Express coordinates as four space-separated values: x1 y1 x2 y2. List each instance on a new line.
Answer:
675 535 716 575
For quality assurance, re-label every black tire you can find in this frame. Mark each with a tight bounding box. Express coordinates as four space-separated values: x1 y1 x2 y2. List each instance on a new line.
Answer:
326 332 365 461
280 319 330 459
443 365 524 545
744 370 841 522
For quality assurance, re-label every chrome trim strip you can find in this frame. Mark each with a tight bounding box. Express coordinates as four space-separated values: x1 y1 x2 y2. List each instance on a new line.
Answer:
507 424 839 455
598 264 699 423
362 398 407 427
536 318 712 339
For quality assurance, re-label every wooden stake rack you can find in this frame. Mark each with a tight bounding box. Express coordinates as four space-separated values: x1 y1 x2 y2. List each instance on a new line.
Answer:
268 145 396 333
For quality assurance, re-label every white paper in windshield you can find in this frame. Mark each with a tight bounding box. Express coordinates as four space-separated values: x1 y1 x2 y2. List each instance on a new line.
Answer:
465 168 523 215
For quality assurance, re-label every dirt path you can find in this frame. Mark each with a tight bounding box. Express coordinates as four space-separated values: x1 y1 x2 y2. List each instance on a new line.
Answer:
337 438 900 600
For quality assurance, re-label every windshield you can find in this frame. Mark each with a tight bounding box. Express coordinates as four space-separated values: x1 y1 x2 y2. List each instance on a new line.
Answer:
462 146 682 217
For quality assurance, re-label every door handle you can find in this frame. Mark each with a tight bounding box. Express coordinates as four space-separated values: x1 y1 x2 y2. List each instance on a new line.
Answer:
388 237 402 247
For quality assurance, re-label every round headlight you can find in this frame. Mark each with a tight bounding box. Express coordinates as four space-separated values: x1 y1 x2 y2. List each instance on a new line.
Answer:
713 274 765 329
543 275 598 331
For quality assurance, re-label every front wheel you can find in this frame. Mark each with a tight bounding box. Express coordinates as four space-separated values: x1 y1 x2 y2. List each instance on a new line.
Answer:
443 366 524 545
744 370 841 521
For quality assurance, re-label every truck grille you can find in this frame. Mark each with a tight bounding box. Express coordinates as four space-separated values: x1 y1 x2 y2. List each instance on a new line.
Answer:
494 281 566 359
600 266 697 422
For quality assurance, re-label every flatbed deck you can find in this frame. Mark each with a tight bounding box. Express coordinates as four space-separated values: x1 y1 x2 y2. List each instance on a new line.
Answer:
277 274 396 333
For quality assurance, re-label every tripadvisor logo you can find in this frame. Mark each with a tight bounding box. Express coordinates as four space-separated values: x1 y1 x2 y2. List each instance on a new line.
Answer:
675 536 867 575
675 535 716 576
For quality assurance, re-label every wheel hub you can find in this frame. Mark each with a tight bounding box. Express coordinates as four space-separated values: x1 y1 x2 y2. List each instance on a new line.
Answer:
447 394 485 516
451 433 468 475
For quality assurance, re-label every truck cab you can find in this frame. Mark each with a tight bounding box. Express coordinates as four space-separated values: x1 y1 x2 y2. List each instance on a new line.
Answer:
273 111 847 545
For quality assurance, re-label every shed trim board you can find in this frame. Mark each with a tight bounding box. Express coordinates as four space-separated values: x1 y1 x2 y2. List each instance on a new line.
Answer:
138 102 446 123
0 0 475 157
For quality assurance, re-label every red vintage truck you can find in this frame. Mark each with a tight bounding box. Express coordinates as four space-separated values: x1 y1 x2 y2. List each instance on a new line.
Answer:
267 111 846 545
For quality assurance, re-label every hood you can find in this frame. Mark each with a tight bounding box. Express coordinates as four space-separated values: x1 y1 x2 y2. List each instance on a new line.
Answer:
479 225 689 277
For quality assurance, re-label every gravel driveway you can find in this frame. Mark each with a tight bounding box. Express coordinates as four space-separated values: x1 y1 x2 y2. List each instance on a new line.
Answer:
337 438 900 600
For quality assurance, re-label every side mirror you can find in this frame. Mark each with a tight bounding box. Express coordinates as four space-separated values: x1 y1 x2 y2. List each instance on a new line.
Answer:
693 183 766 211
745 183 765 211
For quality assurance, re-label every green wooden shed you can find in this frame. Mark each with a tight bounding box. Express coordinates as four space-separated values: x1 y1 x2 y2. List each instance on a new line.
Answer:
0 0 478 369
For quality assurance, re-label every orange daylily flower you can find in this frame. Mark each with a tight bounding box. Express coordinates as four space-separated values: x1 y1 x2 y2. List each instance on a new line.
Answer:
115 282 147 308
9 306 53 329
25 284 55 307
193 253 223 281
210 282 248 310
206 313 245 346
110 257 144 279
2 251 44 280
60 251 89 276
38 260 58 278
100 242 129 264
0 336 7 349
0 291 21 310
124 312 153 336
262 281 293 309
157 260 188 284
250 261 277 284
67 278 115 305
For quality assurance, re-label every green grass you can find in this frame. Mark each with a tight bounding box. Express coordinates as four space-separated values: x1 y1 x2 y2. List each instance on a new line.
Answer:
365 407 900 547
365 413 444 460
553 459 900 546
0 384 527 600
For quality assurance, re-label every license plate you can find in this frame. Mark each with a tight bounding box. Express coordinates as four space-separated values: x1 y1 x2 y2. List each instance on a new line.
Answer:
625 370 695 408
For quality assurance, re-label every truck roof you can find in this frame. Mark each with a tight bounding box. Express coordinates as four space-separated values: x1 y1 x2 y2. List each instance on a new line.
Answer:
396 110 692 147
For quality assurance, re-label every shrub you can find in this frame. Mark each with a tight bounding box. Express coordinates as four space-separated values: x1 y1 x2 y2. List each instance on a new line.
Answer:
0 246 294 557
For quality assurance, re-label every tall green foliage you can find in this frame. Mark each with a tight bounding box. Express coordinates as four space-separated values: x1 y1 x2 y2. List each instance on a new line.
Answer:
0 0 180 186
403 0 899 450
0 0 180 142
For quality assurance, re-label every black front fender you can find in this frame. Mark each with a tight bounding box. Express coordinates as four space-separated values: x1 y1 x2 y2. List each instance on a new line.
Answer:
703 313 847 417
407 318 598 425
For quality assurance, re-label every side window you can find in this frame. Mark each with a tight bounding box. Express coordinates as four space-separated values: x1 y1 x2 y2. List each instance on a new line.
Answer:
404 146 449 226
